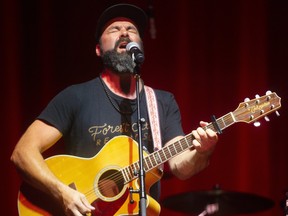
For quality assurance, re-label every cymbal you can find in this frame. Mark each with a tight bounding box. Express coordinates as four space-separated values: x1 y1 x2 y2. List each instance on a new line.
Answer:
162 189 274 215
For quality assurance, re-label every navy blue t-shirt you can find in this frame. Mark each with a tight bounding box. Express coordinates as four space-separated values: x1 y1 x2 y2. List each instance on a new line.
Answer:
38 77 184 157
37 77 184 200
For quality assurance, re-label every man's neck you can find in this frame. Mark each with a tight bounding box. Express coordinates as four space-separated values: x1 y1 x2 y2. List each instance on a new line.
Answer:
100 69 138 99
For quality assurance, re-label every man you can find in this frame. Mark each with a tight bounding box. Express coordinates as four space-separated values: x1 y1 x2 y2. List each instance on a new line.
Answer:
11 3 218 216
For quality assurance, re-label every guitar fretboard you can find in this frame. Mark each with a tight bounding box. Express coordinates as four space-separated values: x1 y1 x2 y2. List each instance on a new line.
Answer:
121 112 236 183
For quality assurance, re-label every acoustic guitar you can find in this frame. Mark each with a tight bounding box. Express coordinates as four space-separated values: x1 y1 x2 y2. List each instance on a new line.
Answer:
17 91 281 215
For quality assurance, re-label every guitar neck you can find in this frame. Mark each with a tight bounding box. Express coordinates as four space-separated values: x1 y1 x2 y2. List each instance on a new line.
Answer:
121 112 235 183
146 112 235 169
121 91 281 183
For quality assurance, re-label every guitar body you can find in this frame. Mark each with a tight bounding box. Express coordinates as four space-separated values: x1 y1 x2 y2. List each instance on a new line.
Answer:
18 136 162 216
17 92 282 215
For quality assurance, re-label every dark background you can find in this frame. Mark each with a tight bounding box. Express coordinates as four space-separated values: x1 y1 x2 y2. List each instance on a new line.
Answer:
1 0 287 215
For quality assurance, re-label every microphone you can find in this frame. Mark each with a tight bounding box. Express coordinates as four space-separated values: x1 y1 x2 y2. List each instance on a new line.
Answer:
126 42 145 64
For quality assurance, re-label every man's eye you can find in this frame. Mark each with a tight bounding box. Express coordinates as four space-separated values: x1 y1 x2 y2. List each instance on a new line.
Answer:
127 27 137 33
109 27 120 32
128 29 137 33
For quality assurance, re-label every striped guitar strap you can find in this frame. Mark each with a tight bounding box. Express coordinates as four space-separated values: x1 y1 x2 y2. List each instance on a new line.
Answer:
144 86 162 151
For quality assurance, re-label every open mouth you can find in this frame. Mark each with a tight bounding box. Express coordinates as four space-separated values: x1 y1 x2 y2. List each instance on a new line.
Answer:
118 41 128 50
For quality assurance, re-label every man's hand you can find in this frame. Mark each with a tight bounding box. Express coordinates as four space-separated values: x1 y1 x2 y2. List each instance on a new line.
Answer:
191 121 218 155
60 185 95 216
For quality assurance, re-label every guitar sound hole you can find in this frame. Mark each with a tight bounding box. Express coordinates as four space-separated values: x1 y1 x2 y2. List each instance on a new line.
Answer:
98 169 124 198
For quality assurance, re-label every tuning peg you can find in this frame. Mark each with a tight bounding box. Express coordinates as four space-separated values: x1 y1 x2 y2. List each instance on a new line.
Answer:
264 116 270 122
253 121 261 127
255 94 260 104
265 90 273 101
276 111 280 117
244 98 250 108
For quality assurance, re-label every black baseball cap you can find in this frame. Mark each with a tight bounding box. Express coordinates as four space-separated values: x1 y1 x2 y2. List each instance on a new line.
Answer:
95 4 148 43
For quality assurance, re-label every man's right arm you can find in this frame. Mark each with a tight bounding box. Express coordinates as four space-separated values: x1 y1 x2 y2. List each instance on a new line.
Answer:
11 120 94 215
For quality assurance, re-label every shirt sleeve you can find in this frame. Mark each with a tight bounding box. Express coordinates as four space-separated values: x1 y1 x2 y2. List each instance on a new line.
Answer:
156 90 185 145
37 86 79 135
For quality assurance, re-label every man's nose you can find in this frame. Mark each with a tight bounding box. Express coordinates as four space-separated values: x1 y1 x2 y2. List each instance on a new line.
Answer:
120 28 128 37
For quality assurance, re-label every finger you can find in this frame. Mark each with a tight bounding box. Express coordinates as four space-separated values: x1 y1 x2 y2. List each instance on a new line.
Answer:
191 130 201 148
196 127 208 139
68 198 92 216
192 139 201 148
206 128 218 139
192 129 200 141
200 121 209 127
81 196 95 211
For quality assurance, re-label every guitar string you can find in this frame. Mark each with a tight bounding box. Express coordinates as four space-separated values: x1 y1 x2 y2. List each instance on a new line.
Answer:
85 109 260 197
81 136 195 200
64 143 178 200
79 78 141 198
72 115 235 199
85 97 278 198
81 103 266 199
70 97 276 200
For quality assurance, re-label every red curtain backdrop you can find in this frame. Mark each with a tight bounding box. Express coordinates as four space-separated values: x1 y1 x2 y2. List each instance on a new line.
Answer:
2 0 287 215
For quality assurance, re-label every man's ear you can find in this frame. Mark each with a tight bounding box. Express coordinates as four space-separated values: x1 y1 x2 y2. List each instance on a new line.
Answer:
95 44 101 56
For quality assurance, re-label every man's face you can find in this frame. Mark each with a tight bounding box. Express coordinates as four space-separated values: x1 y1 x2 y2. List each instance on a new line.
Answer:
98 20 142 54
96 20 144 74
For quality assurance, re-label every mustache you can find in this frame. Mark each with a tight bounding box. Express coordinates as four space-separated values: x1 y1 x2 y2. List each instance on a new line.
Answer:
114 37 132 50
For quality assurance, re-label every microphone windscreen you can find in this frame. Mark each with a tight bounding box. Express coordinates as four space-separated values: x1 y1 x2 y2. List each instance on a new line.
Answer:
126 42 141 51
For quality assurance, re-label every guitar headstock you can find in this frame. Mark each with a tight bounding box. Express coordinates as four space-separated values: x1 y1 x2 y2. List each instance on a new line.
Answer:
233 91 281 124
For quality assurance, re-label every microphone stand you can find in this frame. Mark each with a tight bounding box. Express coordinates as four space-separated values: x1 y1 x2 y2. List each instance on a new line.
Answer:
133 64 147 216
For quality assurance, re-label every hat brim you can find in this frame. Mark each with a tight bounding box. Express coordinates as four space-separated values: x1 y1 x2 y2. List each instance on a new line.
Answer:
95 4 148 42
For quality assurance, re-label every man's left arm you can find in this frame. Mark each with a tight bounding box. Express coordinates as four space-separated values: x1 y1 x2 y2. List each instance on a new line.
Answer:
167 121 218 180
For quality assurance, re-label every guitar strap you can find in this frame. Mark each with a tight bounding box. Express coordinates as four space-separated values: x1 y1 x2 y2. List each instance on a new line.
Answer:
144 86 162 151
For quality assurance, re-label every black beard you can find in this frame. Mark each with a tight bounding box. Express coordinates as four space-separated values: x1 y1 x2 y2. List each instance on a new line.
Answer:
100 37 138 74
101 50 136 74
